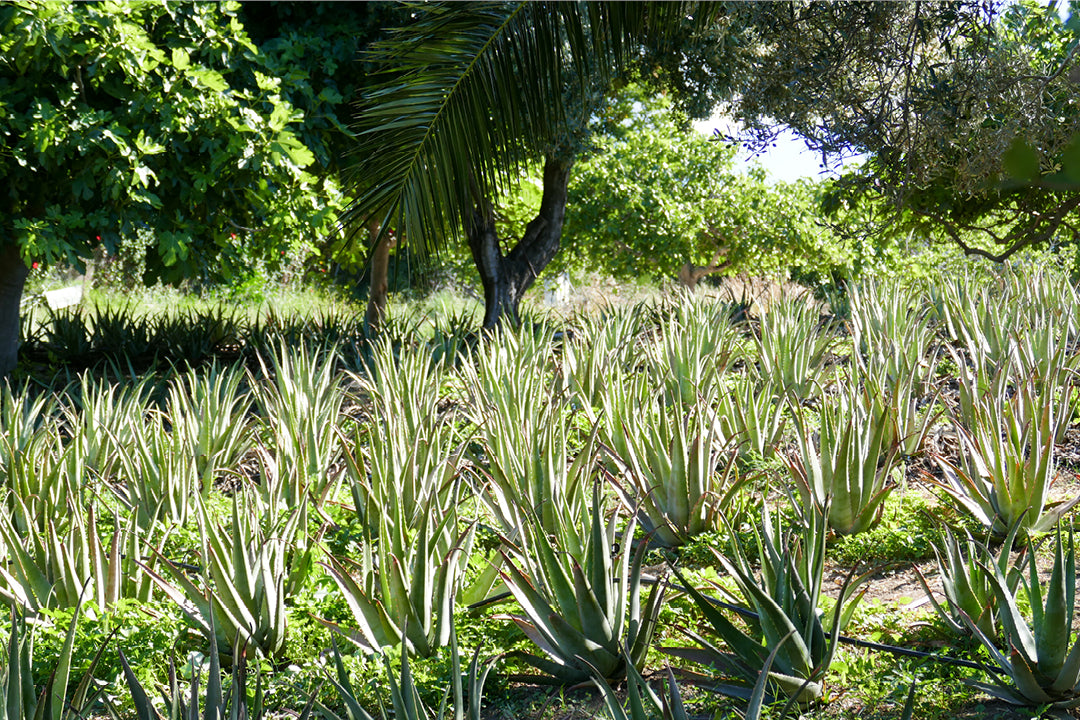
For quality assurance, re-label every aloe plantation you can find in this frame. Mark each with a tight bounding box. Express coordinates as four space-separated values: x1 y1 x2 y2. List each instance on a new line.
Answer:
5 1 1080 720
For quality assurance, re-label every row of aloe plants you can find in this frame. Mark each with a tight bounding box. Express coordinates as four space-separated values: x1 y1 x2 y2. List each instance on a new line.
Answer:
3 261 1080 717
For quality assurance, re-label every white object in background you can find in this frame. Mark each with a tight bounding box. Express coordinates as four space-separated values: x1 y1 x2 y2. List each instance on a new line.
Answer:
544 271 572 306
43 286 83 310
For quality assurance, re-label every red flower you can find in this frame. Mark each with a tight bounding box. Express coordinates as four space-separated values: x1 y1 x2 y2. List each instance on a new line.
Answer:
230 233 237 240
31 262 39 270
95 235 101 242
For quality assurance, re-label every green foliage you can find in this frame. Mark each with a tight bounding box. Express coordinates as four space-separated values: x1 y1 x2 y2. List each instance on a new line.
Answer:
0 2 341 281
668 504 869 706
964 529 1080 710
828 493 939 567
561 92 847 282
498 485 665 685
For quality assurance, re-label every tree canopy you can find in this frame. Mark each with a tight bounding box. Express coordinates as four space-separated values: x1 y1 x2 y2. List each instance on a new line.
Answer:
728 0 1080 261
557 91 843 283
0 1 401 376
341 2 736 262
347 0 1080 283
0 1 345 281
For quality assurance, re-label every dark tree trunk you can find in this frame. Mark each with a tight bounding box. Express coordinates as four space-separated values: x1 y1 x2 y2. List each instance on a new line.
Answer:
0 245 30 379
364 221 396 334
467 156 572 329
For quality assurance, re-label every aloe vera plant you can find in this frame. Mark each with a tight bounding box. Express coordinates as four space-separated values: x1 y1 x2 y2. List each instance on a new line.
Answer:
787 381 902 536
2 427 76 536
0 381 57 465
848 278 934 389
0 504 166 612
753 294 831 401
345 337 459 534
667 504 867 705
343 411 457 541
963 528 1080 710
326 455 473 657
935 275 1022 377
914 521 1026 639
562 332 623 423
355 335 447 440
255 341 345 507
464 335 588 543
461 323 559 433
602 387 746 547
142 492 309 658
716 372 787 462
1 382 78 533
934 373 1079 537
63 373 153 479
113 411 203 530
644 294 740 407
166 361 253 491
496 485 665 684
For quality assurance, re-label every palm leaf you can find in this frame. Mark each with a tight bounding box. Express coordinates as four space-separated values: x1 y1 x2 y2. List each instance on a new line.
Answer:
342 2 710 262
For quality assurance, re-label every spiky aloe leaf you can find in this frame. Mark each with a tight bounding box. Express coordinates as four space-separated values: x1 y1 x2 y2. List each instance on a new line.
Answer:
746 629 797 720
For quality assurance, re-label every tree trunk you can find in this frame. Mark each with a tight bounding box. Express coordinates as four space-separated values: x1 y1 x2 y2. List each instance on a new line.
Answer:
0 245 30 380
364 221 396 334
677 248 730 291
467 156 572 329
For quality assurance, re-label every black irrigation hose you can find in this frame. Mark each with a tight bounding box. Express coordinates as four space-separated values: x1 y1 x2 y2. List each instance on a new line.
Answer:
467 577 1003 676
654 575 1005 677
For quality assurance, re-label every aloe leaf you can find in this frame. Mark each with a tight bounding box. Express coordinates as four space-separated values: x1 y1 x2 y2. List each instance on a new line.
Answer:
747 628 796 718
1005 646 1055 704
322 556 392 652
627 578 665 670
734 572 811 677
1036 530 1069 675
119 649 159 720
529 533 579 623
548 611 619 677
912 564 966 636
37 593 83 720
324 636 374 720
499 565 558 641
570 563 616 648
673 570 768 667
964 679 1034 707
979 558 1039 663
1049 638 1080 695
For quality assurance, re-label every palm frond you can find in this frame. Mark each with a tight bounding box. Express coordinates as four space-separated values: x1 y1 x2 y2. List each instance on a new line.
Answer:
342 1 710 263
